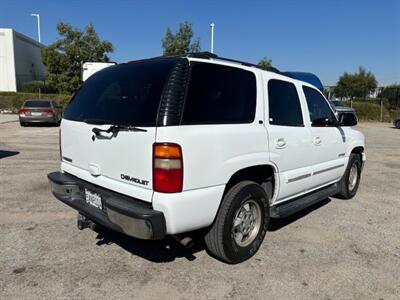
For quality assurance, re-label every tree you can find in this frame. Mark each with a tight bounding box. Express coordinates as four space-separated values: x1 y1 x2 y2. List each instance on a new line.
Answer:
42 22 114 93
162 22 201 56
334 66 377 99
257 57 272 70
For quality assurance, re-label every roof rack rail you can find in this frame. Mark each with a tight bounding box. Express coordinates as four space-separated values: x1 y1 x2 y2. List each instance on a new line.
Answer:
186 52 282 74
187 51 218 59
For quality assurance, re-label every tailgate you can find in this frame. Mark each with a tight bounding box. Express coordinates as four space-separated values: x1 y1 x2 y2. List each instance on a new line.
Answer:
61 119 155 202
58 59 182 203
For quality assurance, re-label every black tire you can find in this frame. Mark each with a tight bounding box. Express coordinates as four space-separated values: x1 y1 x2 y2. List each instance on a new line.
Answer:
396 121 400 129
204 181 270 264
20 122 26 127
335 153 362 199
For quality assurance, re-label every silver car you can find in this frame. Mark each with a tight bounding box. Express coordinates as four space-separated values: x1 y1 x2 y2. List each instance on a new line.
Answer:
19 99 62 126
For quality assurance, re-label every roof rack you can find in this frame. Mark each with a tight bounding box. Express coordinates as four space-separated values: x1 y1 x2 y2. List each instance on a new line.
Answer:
186 52 282 74
146 53 323 90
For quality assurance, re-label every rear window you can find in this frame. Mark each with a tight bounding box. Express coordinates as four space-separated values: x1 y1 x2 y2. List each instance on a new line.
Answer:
24 100 51 108
182 62 256 125
63 59 178 126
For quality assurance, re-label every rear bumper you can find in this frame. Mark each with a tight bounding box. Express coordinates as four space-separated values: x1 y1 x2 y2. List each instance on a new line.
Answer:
47 171 166 240
20 115 57 123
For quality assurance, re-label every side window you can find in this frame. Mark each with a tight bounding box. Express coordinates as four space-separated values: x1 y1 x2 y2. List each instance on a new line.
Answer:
268 79 304 126
302 86 336 126
182 62 256 125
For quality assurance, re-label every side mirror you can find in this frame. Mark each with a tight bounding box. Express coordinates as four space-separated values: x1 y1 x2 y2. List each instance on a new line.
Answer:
339 112 358 127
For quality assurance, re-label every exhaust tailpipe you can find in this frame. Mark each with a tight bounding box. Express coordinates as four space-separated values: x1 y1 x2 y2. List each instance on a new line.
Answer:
173 235 194 249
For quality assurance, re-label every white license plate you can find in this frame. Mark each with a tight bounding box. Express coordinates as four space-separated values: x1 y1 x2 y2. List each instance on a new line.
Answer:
84 189 102 209
31 112 42 116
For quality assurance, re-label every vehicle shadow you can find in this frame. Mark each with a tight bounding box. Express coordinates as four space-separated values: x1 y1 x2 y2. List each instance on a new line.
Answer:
24 123 59 127
0 150 20 159
268 198 331 231
93 225 205 263
91 199 331 263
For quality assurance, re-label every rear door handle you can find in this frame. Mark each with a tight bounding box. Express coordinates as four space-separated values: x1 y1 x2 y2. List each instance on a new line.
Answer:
313 136 322 146
275 138 287 149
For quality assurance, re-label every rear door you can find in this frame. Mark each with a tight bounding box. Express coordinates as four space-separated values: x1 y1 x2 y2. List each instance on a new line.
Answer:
60 59 179 202
301 86 347 188
264 77 313 201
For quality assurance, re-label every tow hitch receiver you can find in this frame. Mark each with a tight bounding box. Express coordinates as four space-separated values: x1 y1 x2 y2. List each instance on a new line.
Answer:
77 213 96 230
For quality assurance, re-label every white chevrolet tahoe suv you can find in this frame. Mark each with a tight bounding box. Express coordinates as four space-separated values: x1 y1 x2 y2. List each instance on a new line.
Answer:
48 53 365 263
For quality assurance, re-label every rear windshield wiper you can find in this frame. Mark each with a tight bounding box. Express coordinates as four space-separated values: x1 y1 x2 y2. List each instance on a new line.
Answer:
92 124 147 135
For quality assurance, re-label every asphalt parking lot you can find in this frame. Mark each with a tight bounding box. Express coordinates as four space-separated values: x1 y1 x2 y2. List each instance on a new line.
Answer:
0 118 399 299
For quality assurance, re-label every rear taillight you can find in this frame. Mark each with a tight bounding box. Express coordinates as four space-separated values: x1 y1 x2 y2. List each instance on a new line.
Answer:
153 143 183 193
44 108 55 115
19 108 28 116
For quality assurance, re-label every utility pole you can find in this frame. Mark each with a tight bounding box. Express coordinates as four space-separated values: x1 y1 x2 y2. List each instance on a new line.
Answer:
30 13 41 43
210 22 215 53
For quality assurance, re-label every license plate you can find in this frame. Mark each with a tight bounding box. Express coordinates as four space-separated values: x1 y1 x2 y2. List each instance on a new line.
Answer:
84 189 102 209
31 112 41 116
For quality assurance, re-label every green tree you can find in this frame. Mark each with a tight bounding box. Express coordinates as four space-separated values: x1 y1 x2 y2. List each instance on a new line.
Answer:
162 22 201 56
42 22 114 93
334 66 377 99
257 57 272 70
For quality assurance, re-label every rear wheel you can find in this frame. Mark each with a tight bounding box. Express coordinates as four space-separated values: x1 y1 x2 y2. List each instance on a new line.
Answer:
204 181 269 264
335 153 362 199
396 121 400 129
20 121 26 127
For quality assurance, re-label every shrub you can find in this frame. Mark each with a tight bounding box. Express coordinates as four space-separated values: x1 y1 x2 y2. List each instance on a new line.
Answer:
21 81 57 93
352 101 391 122
0 92 71 113
390 109 400 120
21 81 45 93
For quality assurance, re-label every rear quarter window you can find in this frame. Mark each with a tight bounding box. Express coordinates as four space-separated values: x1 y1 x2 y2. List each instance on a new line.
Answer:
182 62 256 125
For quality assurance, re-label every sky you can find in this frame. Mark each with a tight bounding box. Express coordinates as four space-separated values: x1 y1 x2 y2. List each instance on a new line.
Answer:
1 0 399 86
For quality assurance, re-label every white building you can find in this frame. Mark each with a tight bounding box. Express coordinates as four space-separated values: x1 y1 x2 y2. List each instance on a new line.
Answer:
0 28 46 92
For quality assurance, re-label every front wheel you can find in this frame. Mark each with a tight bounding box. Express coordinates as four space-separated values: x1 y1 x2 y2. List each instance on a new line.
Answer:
396 121 400 129
335 153 362 199
204 181 269 264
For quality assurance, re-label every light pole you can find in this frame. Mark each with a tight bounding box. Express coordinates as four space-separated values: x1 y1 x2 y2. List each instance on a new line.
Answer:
210 22 215 53
30 13 41 43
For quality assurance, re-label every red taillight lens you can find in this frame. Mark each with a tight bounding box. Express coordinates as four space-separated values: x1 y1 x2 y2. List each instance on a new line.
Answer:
153 143 183 193
44 108 54 115
19 108 28 115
